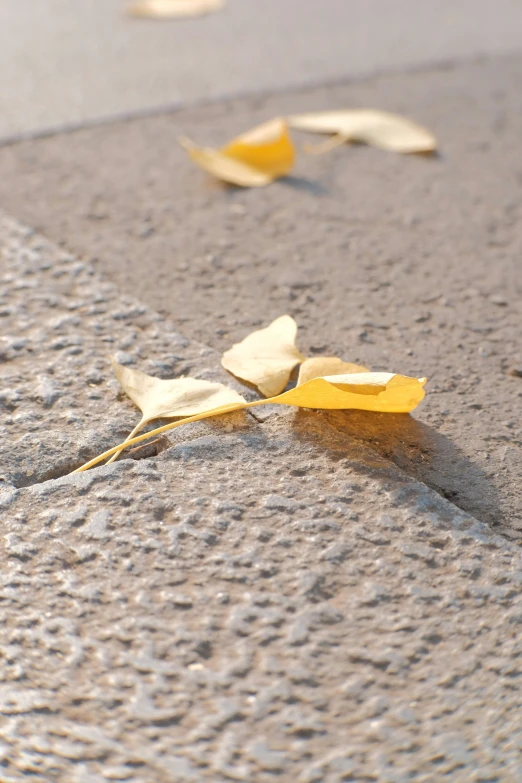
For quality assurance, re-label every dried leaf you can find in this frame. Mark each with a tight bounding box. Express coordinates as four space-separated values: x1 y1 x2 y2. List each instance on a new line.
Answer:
180 118 295 187
113 360 245 422
129 0 224 19
288 109 436 154
73 371 427 473
73 372 426 473
222 315 304 397
72 325 427 474
297 357 369 386
302 134 350 156
221 119 295 179
269 372 427 413
108 360 246 462
179 139 272 188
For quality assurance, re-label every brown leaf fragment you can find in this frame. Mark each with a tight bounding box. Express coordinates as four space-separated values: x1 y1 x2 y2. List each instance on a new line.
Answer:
508 363 522 378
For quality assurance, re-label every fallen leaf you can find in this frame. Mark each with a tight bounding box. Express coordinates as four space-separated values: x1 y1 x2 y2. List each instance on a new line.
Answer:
269 372 427 413
179 139 272 188
113 360 246 421
107 359 246 462
222 315 304 397
74 372 426 473
180 118 295 187
221 119 295 178
297 357 369 386
288 109 436 154
75 399 247 472
129 0 225 19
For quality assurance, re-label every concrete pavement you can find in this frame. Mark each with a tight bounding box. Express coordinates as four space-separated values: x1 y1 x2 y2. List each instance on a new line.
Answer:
1 0 522 141
1 213 522 781
1 3 522 780
1 54 520 528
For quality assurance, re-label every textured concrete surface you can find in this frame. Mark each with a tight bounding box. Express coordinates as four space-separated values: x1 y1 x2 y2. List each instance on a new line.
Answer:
2 0 522 141
2 213 522 783
2 4 522 774
3 429 522 783
1 55 520 528
0 212 250 489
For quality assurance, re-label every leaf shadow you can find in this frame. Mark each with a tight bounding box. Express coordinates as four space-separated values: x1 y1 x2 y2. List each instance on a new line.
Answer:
213 176 327 196
289 408 503 530
407 149 443 161
279 176 328 196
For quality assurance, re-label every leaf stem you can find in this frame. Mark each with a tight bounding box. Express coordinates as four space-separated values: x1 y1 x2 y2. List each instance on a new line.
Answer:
105 418 145 465
303 133 349 155
71 399 269 475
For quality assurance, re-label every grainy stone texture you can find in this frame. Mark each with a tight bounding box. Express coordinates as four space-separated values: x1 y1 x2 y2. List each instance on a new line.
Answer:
0 213 250 488
0 56 520 526
1 418 522 782
1 213 522 782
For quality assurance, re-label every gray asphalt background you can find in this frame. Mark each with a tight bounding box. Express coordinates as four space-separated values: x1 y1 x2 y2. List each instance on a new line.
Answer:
1 0 522 141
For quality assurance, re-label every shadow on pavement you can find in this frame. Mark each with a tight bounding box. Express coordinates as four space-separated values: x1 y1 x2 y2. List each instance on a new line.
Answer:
290 408 502 528
280 175 329 196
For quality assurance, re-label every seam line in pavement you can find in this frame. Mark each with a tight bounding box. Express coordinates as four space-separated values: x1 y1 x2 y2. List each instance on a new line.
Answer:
0 207 502 532
2 49 521 147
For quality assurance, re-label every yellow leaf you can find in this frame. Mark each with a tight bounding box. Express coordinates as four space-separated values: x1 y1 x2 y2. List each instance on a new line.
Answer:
113 360 246 422
288 109 436 154
297 357 369 386
129 0 225 18
107 360 246 463
72 370 427 473
222 315 304 397
179 138 272 188
73 371 427 473
179 118 295 187
222 119 295 178
271 372 427 413
72 329 427 474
